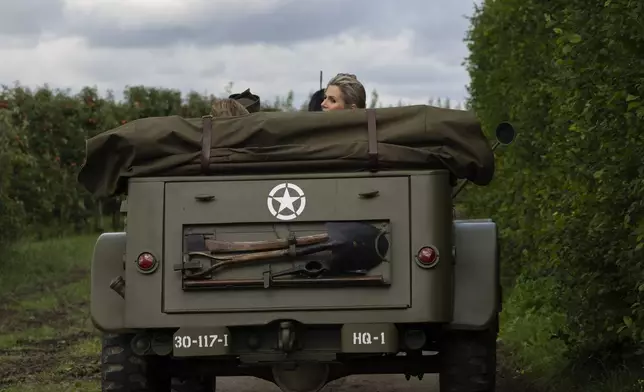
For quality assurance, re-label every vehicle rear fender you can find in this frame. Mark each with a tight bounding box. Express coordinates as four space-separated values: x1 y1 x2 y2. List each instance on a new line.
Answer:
449 219 500 331
90 232 128 332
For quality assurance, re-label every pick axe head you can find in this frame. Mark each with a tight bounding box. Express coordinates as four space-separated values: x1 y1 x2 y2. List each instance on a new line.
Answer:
325 222 389 272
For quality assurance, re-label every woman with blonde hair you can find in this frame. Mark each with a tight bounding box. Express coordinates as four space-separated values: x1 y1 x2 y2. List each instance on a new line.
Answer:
320 73 367 111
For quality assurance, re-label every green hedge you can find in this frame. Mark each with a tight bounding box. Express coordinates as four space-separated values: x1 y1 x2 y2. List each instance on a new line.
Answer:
0 84 304 248
0 83 455 251
463 0 644 368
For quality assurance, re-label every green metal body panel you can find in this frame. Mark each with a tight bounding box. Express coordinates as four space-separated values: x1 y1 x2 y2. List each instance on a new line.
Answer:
90 169 499 333
90 232 127 332
451 219 500 330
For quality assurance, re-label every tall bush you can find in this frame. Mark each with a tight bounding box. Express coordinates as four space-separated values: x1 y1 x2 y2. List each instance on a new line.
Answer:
463 0 644 365
0 109 34 247
0 84 233 241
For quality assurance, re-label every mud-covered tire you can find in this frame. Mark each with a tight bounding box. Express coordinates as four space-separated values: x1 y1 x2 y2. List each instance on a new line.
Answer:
171 376 216 392
101 333 170 391
439 318 498 392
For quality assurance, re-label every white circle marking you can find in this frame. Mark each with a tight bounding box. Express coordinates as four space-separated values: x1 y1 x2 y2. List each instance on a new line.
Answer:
267 183 306 221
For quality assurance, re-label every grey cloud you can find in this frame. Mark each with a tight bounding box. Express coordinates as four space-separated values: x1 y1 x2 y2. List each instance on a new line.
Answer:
0 0 65 36
3 0 473 53
84 54 227 83
378 82 468 103
397 1 477 63
410 17 474 64
198 63 227 78
360 62 464 87
64 0 380 48
75 0 475 90
0 0 474 104
0 0 475 70
0 34 41 50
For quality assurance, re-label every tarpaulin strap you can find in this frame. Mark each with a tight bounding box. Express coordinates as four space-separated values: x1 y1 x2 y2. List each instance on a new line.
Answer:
366 108 378 171
288 232 297 257
201 115 213 174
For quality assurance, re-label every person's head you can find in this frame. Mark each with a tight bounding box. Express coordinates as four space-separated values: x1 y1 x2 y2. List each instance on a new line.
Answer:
228 88 261 113
210 98 250 117
308 88 325 111
321 73 367 111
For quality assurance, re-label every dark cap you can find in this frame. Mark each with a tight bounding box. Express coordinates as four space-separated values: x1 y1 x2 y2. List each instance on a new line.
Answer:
308 88 325 111
229 88 261 113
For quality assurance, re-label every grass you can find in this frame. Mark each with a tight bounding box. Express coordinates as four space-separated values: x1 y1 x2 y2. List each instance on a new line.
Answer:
0 234 101 392
0 381 99 392
498 276 644 392
0 235 97 299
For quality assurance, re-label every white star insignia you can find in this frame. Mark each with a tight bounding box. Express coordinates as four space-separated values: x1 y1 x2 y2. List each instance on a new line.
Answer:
272 187 301 214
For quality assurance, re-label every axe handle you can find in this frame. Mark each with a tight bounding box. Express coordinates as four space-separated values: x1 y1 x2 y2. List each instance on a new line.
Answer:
204 233 328 252
186 241 337 278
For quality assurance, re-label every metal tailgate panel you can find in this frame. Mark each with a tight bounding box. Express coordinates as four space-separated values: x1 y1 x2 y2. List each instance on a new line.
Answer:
162 177 411 313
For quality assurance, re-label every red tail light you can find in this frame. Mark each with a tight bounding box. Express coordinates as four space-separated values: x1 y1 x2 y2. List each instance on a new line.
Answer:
136 252 158 273
415 246 439 268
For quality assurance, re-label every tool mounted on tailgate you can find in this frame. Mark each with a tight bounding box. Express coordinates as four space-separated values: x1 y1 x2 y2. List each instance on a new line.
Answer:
174 222 390 279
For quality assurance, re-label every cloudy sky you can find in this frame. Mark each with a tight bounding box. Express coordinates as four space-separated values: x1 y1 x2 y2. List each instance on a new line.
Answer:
0 0 480 108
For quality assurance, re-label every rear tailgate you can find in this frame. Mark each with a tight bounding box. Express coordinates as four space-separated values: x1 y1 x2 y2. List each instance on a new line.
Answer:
162 176 411 313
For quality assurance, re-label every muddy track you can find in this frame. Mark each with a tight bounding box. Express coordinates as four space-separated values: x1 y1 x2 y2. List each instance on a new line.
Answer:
0 267 89 304
0 265 100 390
0 302 88 331
0 266 90 330
0 263 540 392
0 331 99 388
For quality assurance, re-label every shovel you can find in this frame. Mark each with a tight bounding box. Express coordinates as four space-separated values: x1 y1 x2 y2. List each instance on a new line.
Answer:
183 222 389 278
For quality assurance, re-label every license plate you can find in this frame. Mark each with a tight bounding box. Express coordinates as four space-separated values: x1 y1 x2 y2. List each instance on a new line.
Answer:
340 323 399 353
172 327 232 357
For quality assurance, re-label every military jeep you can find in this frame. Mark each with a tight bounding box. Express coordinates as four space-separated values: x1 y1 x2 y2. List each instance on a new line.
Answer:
81 105 514 392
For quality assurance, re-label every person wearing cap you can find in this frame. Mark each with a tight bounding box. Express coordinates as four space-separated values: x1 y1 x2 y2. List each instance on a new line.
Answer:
229 88 261 113
307 88 325 111
210 98 249 117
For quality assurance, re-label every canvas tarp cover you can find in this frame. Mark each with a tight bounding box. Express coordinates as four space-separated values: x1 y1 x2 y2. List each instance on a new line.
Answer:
78 105 495 197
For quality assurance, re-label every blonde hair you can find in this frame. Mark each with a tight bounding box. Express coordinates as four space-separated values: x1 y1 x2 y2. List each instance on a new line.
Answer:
210 98 250 117
326 73 367 109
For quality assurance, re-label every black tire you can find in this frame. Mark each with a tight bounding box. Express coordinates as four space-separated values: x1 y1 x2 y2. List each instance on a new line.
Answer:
171 376 216 392
439 317 498 392
101 333 171 392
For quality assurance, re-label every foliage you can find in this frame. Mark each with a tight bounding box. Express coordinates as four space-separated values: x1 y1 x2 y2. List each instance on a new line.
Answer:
0 110 33 247
499 275 569 386
0 83 236 246
463 0 644 370
499 274 644 392
0 81 456 252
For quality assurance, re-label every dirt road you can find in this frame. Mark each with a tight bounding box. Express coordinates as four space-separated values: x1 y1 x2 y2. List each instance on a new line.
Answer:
0 235 528 392
216 374 437 391
0 234 442 392
212 366 524 391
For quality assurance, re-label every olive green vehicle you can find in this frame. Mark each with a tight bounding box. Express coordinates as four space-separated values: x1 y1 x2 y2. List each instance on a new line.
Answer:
82 105 515 392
